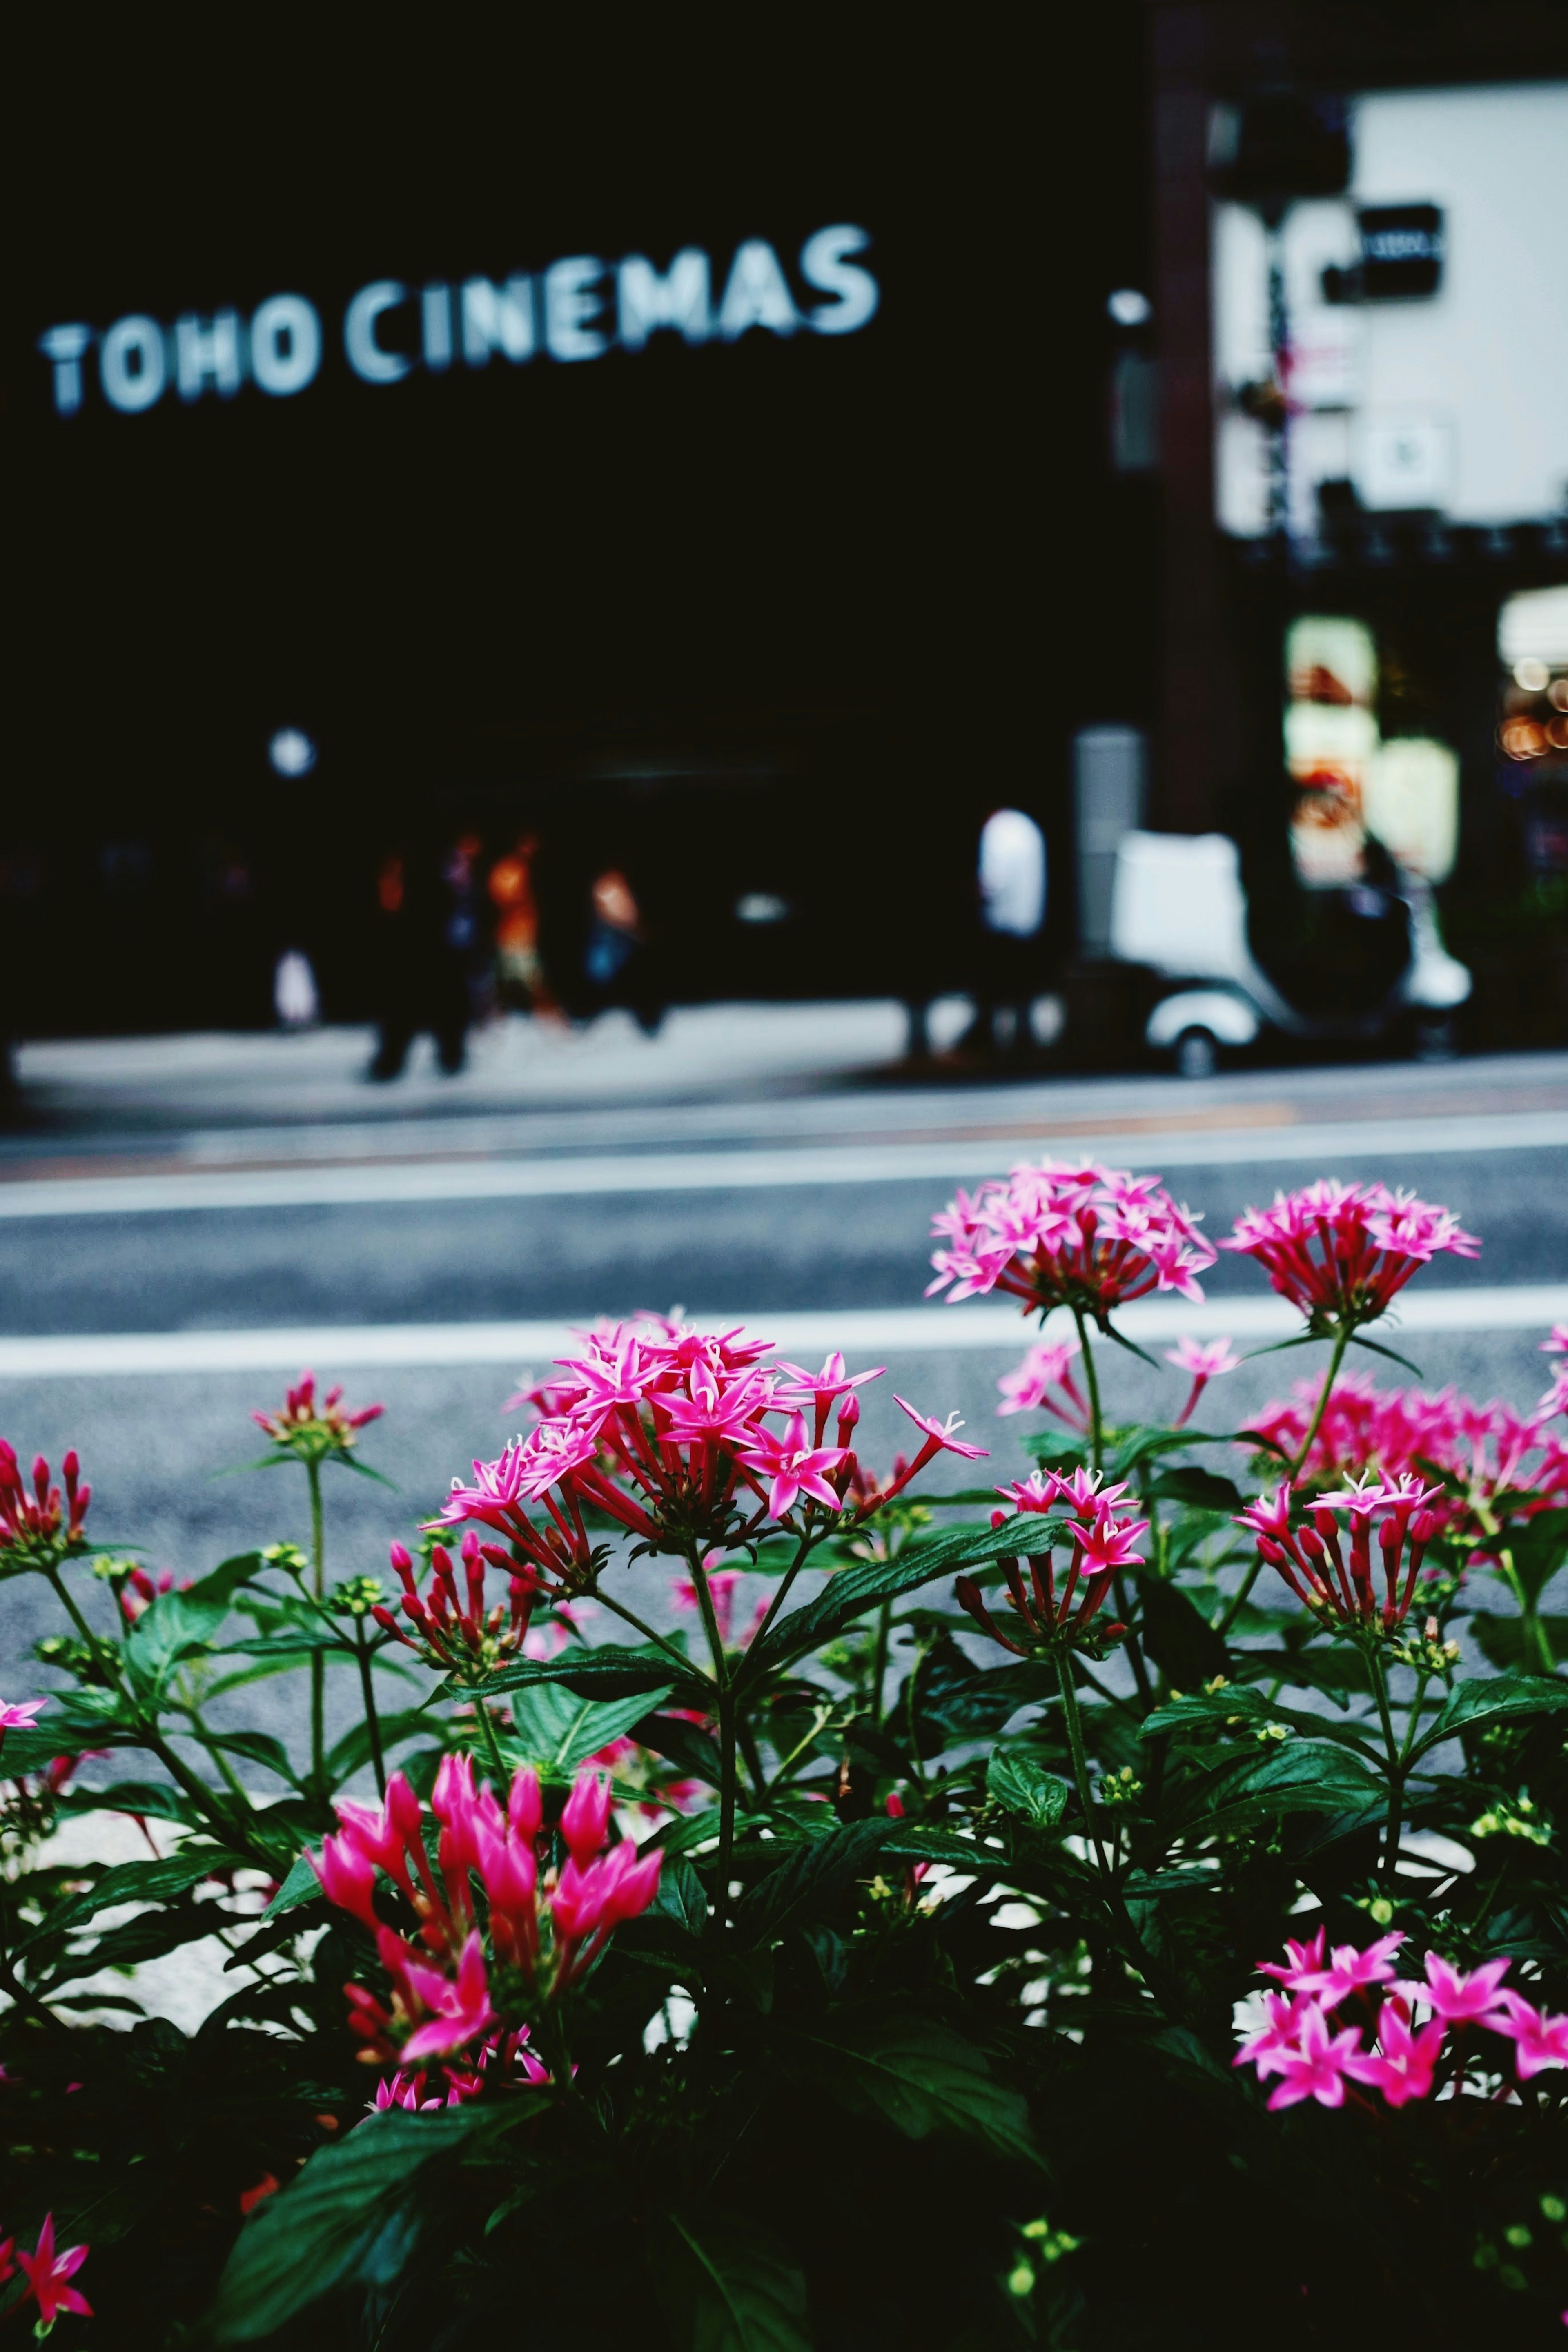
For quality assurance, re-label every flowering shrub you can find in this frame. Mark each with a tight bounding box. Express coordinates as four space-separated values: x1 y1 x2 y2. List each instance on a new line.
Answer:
5 1164 1568 2345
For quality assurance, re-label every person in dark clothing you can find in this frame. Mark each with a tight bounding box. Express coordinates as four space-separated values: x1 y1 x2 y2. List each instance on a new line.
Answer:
367 833 480 1080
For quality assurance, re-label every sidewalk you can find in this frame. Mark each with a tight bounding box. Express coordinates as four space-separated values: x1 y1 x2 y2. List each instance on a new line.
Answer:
10 1008 1568 1165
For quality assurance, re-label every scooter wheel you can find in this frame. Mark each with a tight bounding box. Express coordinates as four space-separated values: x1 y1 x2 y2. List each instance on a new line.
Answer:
1173 1027 1218 1080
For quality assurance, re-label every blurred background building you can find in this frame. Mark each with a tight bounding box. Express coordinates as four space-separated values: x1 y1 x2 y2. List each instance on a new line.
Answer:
5 8 1567 1074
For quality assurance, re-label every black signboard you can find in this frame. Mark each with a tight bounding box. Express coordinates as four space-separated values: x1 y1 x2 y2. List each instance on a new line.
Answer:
1357 204 1444 299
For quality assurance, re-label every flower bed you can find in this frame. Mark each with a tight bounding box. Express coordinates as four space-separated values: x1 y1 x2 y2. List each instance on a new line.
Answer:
4 1169 1568 2345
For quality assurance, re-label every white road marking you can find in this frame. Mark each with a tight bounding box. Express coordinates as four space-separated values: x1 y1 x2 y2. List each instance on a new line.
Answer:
0 1109 1565 1220
1 1285 1565 1377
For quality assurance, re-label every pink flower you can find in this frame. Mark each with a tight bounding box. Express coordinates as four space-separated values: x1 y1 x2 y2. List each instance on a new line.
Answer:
0 1697 47 1731
930 1157 1214 1321
16 2214 91 2329
400 1933 498 2061
0 1442 91 1568
252 1370 383 1450
774 1353 885 1441
1235 1477 1441 1632
1317 1933 1405 2003
1344 2006 1447 2107
310 1830 381 1929
996 1336 1089 1427
1165 1334 1239 1425
1488 1992 1568 2080
956 1487 1144 1655
1221 1180 1478 1332
736 1410 849 1520
891 1399 988 1461
1234 1990 1322 2078
560 1769 614 1869
1396 1951 1512 2024
1263 2002 1367 2110
1258 1929 1329 1993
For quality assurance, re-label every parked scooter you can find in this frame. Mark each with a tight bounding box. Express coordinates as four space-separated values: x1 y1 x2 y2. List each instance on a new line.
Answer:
1107 830 1471 1078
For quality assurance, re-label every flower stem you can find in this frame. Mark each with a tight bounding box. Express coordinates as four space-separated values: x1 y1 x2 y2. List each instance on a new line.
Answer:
870 1599 892 1728
307 1459 326 1790
471 1689 509 1784
1055 1649 1110 1875
1369 1647 1404 1885
590 1588 712 1682
354 1619 388 1796
1216 1322 1353 1641
685 1548 738 1918
1072 1310 1104 1471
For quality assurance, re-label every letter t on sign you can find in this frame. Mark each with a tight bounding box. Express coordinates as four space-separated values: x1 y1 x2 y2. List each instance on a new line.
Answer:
38 324 93 414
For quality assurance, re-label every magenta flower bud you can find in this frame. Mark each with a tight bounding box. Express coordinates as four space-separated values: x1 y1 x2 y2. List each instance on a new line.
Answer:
560 1768 613 1868
836 1393 860 1439
311 1831 380 1929
386 1771 423 1846
509 1766 543 1843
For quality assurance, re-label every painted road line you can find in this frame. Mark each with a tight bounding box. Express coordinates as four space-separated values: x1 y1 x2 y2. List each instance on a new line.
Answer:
1 1284 1566 1377
0 1110 1567 1220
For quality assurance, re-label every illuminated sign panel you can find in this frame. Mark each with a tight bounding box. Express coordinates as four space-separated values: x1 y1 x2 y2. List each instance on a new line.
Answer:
36 225 878 418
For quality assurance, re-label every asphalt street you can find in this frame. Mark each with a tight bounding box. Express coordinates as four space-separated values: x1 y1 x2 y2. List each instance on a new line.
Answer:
6 1014 1568 1724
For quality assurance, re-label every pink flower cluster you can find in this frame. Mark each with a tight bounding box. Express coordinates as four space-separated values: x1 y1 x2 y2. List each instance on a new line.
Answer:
252 1370 384 1452
1237 1932 1568 2110
1236 1476 1441 1633
930 1159 1215 1321
0 1443 89 1570
373 2028 549 2111
0 2214 91 2330
1249 1370 1568 1543
431 1324 982 1575
312 1754 661 2062
1221 1181 1479 1331
374 1531 539 1677
996 1336 1088 1427
956 1467 1148 1654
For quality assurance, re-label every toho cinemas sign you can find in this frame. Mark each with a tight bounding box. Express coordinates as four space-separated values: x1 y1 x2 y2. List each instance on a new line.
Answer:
35 225 879 418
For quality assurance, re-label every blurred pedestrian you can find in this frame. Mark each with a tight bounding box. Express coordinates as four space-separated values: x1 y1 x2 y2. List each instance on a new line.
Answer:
367 831 478 1081
488 834 555 1013
967 805 1047 1058
583 867 662 1033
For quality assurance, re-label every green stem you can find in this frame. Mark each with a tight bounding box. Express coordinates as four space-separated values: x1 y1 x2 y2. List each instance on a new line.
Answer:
1055 1650 1110 1875
1216 1324 1352 1641
1370 1648 1404 1884
307 1460 326 1789
1072 1310 1104 1471
590 1588 713 1682
740 1530 817 1666
354 1619 388 1796
1287 1325 1350 1481
764 1705 834 1795
684 1549 737 1913
870 1599 892 1728
470 1689 509 1784
1113 1570 1154 1713
44 1565 100 1651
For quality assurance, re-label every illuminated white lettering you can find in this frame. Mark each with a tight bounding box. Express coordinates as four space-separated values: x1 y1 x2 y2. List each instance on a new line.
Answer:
617 249 710 350
38 324 93 415
422 284 453 371
716 241 798 340
100 316 167 413
175 311 242 402
543 258 608 361
344 282 412 383
461 277 535 364
799 225 878 335
249 295 321 396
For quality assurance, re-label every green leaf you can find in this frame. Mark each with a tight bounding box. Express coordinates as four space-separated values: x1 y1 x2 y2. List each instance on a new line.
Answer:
658 2216 812 2352
47 1898 237 1980
1168 1739 1383 1837
0 1724 73 1775
1149 1466 1244 1514
651 1854 710 1935
503 1682 672 1774
478 1645 698 1702
1499 1510 1568 1610
635 1712 724 1787
785 2015 1041 2167
1136 1575 1230 1688
741 1525 1006 1684
987 1747 1070 1830
14 1849 246 1951
261 1849 323 1920
732 1818 901 1947
1348 1331 1425 1379
124 1562 261 1695
1470 1614 1568 1673
206 2105 517 2341
1407 1671 1568 1766
324 1708 434 1786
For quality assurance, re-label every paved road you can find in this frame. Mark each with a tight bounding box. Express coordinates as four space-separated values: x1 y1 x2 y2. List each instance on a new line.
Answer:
6 1024 1568 1708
